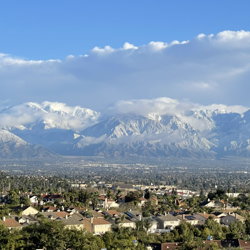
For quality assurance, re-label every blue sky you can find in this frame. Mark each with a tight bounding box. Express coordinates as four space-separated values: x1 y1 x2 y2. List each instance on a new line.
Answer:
1 1 250 111
1 0 250 60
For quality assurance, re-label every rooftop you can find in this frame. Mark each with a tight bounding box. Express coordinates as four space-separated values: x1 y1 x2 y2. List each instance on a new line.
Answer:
0 218 22 228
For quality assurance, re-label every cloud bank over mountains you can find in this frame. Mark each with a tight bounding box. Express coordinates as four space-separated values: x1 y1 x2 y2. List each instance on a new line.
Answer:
0 99 248 132
1 30 250 109
1 99 250 159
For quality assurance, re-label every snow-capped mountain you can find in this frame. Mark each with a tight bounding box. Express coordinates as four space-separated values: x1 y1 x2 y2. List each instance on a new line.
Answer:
0 102 100 147
47 113 215 158
0 129 56 159
0 101 100 131
2 101 250 159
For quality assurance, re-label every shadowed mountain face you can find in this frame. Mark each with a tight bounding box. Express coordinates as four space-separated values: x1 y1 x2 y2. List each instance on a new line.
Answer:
2 102 250 159
0 130 56 159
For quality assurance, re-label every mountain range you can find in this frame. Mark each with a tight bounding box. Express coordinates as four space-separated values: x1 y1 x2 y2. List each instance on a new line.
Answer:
1 101 250 159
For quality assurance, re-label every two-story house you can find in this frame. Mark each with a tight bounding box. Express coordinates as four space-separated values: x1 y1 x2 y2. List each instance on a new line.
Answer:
83 217 112 234
154 214 180 230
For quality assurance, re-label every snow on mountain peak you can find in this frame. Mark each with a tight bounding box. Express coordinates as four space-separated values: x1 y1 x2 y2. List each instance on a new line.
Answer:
0 101 100 131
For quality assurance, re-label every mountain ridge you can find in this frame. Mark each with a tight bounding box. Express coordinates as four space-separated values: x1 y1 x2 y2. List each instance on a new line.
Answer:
1 101 250 159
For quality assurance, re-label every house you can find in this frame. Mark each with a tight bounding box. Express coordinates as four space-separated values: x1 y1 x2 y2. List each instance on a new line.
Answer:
125 210 142 220
18 214 39 226
193 213 220 224
43 206 57 212
102 210 121 217
213 212 228 218
60 214 84 230
54 211 70 218
98 196 119 209
0 217 22 230
138 197 147 207
40 211 70 220
66 205 85 214
154 214 180 230
200 199 232 209
42 194 63 203
150 240 250 250
108 217 136 229
200 199 217 207
117 195 126 203
176 214 200 226
83 217 112 234
220 213 245 226
151 242 179 250
29 195 38 204
12 205 39 216
145 218 159 233
113 184 136 192
86 210 104 218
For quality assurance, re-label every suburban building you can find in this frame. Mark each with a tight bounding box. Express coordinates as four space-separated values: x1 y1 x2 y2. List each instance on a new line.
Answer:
108 217 136 229
60 214 84 230
154 214 180 230
12 205 39 216
83 217 112 234
0 217 22 230
113 184 136 192
125 210 142 220
151 240 250 250
87 210 104 218
193 213 220 224
102 210 121 217
42 194 63 203
177 214 200 226
43 206 57 212
220 213 245 226
29 195 39 204
98 196 119 209
138 197 147 207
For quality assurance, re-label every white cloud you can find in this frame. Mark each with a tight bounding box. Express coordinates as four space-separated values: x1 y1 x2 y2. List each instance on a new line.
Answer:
1 30 250 109
0 102 100 131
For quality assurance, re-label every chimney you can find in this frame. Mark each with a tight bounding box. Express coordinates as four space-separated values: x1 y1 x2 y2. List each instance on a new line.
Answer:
203 211 206 214
2 217 5 221
54 204 57 208
65 215 68 220
164 212 167 216
91 217 93 224
61 206 64 211
138 215 142 221
235 213 237 218
21 204 23 207
182 214 185 220
26 219 29 224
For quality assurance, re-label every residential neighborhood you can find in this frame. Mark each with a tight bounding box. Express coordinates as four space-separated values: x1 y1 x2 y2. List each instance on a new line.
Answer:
1 171 250 249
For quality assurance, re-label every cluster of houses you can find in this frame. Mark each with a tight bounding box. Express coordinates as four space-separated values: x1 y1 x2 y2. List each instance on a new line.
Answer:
0 181 245 239
0 189 246 236
70 182 202 199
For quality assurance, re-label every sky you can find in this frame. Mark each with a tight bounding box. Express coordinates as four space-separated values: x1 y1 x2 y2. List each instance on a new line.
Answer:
1 0 250 111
